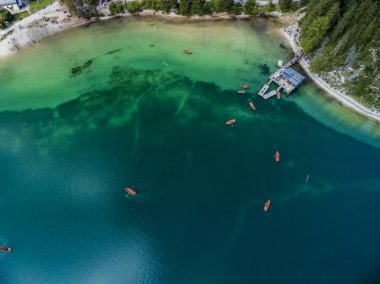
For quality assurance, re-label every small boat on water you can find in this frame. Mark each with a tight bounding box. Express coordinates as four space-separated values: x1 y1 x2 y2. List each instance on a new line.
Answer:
125 187 137 195
249 101 256 110
226 119 236 125
183 49 192 54
240 84 251 89
264 200 271 212
0 246 12 253
276 91 281 99
275 150 280 162
237 90 246 94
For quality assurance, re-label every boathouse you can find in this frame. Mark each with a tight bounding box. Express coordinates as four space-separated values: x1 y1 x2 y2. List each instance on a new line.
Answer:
270 66 305 94
280 67 305 91
258 57 306 99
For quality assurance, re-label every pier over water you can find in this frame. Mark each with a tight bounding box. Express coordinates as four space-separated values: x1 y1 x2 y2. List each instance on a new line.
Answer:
258 56 305 99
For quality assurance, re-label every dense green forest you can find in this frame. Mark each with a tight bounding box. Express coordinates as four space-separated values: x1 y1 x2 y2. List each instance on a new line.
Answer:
300 0 380 107
60 0 287 18
0 8 13 29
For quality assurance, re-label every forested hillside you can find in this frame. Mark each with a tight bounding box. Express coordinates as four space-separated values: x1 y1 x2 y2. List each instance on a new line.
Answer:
60 0 261 18
300 0 380 107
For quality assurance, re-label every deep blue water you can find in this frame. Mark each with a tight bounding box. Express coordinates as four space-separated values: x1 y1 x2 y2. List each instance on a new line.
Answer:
1 53 380 284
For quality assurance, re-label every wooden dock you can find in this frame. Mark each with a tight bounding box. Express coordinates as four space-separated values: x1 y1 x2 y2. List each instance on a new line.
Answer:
262 90 277 100
257 56 303 99
258 83 270 97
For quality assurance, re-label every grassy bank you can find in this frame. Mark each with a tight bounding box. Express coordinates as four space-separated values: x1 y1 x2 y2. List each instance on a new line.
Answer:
30 0 54 13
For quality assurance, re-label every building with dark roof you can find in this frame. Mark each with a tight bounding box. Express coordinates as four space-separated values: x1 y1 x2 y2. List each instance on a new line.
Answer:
258 57 305 99
267 65 306 95
281 67 305 88
0 0 24 11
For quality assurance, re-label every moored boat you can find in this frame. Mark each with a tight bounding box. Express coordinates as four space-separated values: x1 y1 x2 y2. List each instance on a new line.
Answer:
226 119 236 125
125 187 137 195
276 91 281 99
183 49 192 54
275 150 280 162
264 200 271 212
237 90 246 94
249 101 256 110
240 84 251 89
0 246 12 253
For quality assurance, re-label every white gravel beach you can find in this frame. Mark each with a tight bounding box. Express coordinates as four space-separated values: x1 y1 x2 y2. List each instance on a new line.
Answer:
281 24 380 123
0 2 250 58
0 2 86 57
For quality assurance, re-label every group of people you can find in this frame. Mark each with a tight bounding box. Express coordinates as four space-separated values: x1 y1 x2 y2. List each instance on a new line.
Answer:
6 37 17 45
283 26 300 46
303 54 311 65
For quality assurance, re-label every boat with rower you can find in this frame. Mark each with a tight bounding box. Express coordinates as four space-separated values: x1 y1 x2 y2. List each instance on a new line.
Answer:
226 119 236 125
183 49 192 54
249 101 256 110
264 200 271 212
125 187 137 195
0 246 12 253
274 150 280 162
240 84 251 89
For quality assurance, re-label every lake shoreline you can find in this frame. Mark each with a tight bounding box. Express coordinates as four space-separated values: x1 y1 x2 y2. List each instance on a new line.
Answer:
0 1 259 59
280 24 380 123
2 2 380 124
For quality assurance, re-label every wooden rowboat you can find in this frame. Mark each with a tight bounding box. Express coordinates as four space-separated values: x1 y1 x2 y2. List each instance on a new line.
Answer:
226 119 236 125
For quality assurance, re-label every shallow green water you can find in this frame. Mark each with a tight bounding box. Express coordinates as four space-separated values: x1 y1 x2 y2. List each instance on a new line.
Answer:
1 17 380 284
0 17 286 110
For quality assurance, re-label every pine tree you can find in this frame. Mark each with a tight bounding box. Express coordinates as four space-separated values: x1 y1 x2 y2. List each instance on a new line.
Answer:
0 8 12 29
300 16 330 53
190 0 206 15
179 0 191 15
300 0 380 106
218 0 234 12
243 0 258 15
161 0 178 13
279 0 292 11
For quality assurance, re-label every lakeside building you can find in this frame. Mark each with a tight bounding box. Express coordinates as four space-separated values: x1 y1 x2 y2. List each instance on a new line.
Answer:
271 66 305 94
0 0 24 12
258 57 306 100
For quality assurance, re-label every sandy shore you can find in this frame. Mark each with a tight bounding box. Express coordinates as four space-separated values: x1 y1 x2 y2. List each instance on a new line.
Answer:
0 2 251 58
0 2 89 57
281 24 380 123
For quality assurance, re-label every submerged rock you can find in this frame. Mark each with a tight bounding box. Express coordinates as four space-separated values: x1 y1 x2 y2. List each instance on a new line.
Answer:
105 48 122 55
258 63 270 76
71 59 94 77
71 66 82 76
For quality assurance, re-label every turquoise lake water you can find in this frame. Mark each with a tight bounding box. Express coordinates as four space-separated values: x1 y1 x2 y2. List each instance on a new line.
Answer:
0 17 380 283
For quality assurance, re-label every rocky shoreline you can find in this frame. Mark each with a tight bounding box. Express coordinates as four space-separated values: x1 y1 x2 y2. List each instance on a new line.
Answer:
281 24 380 123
